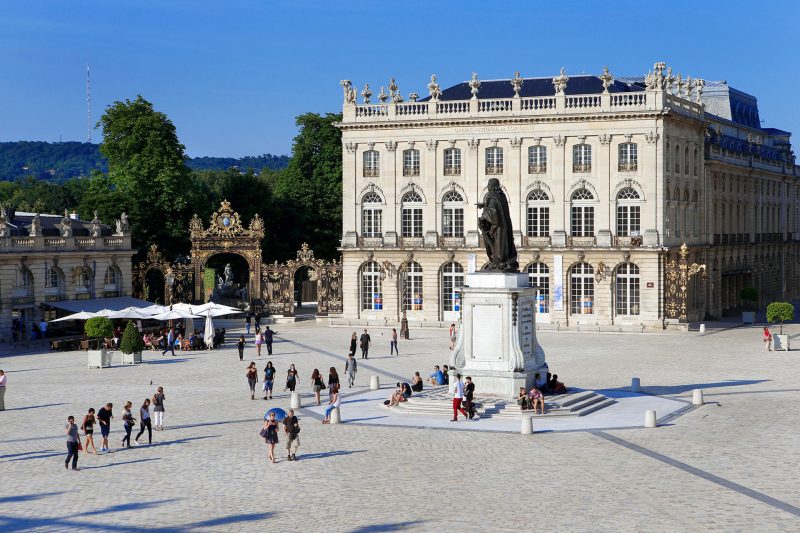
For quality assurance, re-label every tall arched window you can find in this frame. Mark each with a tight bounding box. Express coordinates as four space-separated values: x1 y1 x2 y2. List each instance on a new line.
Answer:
684 146 690 175
361 261 382 310
363 150 380 177
618 142 638 171
403 148 420 176
442 190 464 237
616 187 641 237
485 147 503 174
570 262 594 315
674 144 680 173
573 143 592 172
528 145 547 173
527 189 550 237
104 266 118 286
19 268 33 296
441 262 464 313
526 262 550 313
361 191 383 237
444 148 461 176
48 268 61 289
666 141 671 170
403 261 423 311
615 263 640 315
570 188 595 237
401 191 423 238
693 148 699 176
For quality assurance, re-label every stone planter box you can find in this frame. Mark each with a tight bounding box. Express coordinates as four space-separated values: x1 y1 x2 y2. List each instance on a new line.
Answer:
741 311 756 324
120 351 142 365
773 334 790 351
88 347 112 368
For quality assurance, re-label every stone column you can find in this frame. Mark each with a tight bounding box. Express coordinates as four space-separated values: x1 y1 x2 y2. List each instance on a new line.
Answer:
424 139 438 242
465 139 480 246
509 137 523 246
551 136 567 246
596 134 613 246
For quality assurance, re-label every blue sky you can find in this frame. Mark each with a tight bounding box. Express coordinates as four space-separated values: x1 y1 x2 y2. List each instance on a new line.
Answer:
1 0 798 157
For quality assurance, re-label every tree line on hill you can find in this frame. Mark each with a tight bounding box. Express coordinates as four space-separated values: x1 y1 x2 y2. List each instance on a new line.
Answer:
0 96 342 263
0 141 290 182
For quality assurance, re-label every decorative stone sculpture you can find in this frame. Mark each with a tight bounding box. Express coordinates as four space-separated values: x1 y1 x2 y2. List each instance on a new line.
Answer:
115 219 123 235
378 86 388 103
61 209 72 238
120 211 129 232
694 78 705 103
600 66 613 93
552 67 569 95
339 80 356 104
477 178 519 272
29 213 41 237
388 78 400 103
361 83 372 104
468 72 481 98
665 67 675 93
409 92 419 102
510 71 523 96
90 211 101 237
653 62 666 89
427 74 441 100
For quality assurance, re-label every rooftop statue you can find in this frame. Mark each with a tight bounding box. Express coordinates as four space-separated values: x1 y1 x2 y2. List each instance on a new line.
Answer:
477 178 518 272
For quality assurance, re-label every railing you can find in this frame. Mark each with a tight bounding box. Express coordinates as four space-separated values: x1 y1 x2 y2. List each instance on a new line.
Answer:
443 165 461 176
396 102 427 116
478 99 513 113
611 93 647 108
573 163 592 173
568 236 596 247
400 237 424 248
520 97 556 111
75 238 96 248
528 164 546 174
614 236 642 247
524 236 551 247
357 236 384 247
485 164 504 175
44 238 66 247
103 237 124 247
566 95 601 109
355 104 388 118
11 237 34 247
437 101 469 114
439 236 465 248
402 166 420 177
363 168 380 177
618 162 638 172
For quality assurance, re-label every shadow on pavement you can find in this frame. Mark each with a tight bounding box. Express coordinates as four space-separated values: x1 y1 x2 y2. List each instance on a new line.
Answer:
602 379 769 397
297 449 367 461
5 402 67 411
348 521 426 533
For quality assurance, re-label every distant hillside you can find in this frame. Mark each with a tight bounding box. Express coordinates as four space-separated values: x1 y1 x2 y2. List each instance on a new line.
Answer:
0 141 289 182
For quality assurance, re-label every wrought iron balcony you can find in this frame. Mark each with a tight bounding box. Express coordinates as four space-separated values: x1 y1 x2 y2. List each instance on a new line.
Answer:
528 164 547 174
485 164 504 175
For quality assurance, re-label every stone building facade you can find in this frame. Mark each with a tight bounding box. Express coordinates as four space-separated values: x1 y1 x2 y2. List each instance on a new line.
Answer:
0 209 133 341
335 64 799 328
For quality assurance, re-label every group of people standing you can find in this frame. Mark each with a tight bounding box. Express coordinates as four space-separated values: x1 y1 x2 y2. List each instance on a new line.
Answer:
63 387 166 471
246 361 352 405
347 328 399 358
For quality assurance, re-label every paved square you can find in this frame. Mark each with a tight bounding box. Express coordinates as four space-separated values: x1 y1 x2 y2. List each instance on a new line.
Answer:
1 322 799 532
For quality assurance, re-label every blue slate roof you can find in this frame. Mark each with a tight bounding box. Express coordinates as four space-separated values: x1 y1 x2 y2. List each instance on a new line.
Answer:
422 75 645 101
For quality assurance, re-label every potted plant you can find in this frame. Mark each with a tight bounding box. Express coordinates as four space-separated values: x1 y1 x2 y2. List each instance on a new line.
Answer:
766 302 794 351
120 320 144 364
740 287 758 324
85 316 114 368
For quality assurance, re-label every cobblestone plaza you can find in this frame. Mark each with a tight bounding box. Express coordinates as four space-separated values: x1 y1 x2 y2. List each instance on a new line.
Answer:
1 322 799 532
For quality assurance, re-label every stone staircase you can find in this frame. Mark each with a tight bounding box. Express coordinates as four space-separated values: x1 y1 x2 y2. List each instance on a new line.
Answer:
390 387 615 419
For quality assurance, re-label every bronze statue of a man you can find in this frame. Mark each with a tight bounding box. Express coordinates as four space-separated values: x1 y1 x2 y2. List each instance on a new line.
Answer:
478 178 519 272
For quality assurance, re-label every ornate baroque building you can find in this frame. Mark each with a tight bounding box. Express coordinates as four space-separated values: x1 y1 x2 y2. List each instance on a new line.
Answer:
335 63 799 328
0 209 133 341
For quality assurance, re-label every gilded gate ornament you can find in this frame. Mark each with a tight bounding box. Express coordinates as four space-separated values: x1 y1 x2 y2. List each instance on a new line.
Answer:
664 243 707 321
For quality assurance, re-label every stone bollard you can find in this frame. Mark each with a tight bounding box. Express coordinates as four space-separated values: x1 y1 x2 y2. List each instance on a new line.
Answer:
330 407 341 424
631 377 641 393
644 409 657 428
699 324 706 333
521 415 533 435
370 375 380 390
290 392 301 409
692 389 704 406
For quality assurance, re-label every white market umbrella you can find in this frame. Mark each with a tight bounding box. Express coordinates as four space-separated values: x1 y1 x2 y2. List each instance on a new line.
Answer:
50 311 97 322
140 304 169 315
107 307 152 320
194 302 240 313
195 307 239 317
204 314 215 349
92 309 116 317
151 310 201 321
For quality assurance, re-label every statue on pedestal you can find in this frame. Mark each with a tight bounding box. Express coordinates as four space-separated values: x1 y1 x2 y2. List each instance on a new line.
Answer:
478 178 518 272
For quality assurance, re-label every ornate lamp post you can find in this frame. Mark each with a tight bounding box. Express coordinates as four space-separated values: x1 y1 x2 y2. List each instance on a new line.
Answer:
664 243 707 322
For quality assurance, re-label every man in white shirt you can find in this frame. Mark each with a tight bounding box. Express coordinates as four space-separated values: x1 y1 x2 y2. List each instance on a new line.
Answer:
451 374 468 422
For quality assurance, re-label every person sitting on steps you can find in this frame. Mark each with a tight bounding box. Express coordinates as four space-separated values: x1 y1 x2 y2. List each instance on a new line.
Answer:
517 387 533 410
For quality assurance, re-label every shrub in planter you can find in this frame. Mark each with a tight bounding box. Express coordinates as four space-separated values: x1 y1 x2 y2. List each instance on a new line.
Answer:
120 321 145 354
85 316 114 350
740 287 758 311
766 302 794 334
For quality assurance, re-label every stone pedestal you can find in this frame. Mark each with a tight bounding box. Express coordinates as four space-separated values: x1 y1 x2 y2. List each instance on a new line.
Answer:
449 272 547 399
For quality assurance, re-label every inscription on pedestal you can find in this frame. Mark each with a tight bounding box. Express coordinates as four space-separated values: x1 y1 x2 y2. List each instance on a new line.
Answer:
519 300 533 358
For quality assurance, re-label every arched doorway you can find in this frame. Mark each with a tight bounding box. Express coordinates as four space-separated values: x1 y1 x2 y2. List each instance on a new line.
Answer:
145 269 166 305
204 253 250 308
294 265 318 318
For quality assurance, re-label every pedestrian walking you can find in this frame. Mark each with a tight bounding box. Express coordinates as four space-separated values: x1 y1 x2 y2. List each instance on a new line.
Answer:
245 312 252 335
64 416 80 470
390 328 399 355
263 326 276 356
464 376 477 420
322 385 342 424
237 335 245 361
254 311 262 330
152 387 166 431
246 362 258 400
134 398 152 445
255 329 263 357
359 329 371 359
161 328 175 356
449 323 457 350
261 411 279 463
348 332 357 356
121 401 135 448
328 367 340 401
345 354 358 388
97 402 114 453
283 409 300 461
285 364 298 392
0 369 6 410
81 408 98 454
450 374 468 422
763 326 773 351
263 361 276 400
311 369 326 405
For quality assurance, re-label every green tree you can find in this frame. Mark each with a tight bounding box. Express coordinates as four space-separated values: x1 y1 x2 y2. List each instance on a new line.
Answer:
98 95 194 257
120 321 145 354
767 302 794 334
78 171 125 223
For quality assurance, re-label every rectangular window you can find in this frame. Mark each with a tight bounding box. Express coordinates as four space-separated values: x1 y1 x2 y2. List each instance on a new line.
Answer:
404 274 423 311
528 146 547 173
362 209 382 237
403 150 420 177
486 147 503 174
616 205 641 236
363 151 380 177
571 206 594 236
444 148 461 176
442 207 464 237
361 273 382 310
618 143 638 171
573 144 592 173
570 275 594 314
527 206 550 237
442 273 464 312
401 208 423 237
